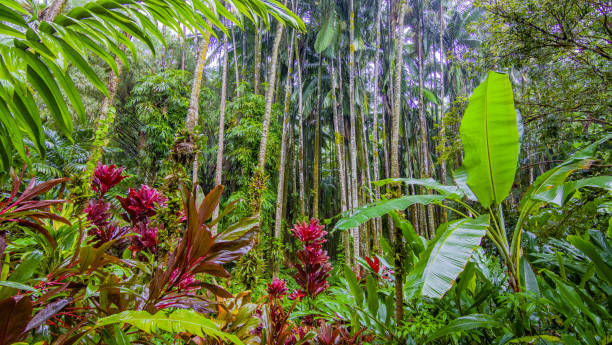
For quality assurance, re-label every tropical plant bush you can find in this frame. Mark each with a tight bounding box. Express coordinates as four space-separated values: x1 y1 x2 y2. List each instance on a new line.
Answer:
0 0 609 344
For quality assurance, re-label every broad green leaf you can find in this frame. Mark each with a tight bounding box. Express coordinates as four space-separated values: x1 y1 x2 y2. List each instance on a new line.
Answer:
94 310 244 345
53 36 110 97
0 281 37 294
366 275 379 317
519 135 611 212
567 235 612 286
44 58 87 123
531 176 612 207
453 167 477 201
424 314 503 344
415 215 489 299
460 71 518 208
373 177 464 199
519 256 540 297
343 264 363 307
334 195 446 231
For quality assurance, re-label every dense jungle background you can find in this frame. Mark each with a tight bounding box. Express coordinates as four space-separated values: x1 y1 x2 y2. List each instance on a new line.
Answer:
0 0 610 344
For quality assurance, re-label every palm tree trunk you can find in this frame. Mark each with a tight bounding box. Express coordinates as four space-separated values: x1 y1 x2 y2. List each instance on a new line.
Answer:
159 25 167 71
296 37 306 218
348 0 360 268
439 0 448 223
87 54 123 171
254 23 262 94
330 60 350 265
181 25 187 71
416 10 436 238
186 33 212 186
256 21 284 172
313 58 322 219
231 25 241 97
391 0 407 327
371 0 383 250
212 36 229 235
273 31 295 275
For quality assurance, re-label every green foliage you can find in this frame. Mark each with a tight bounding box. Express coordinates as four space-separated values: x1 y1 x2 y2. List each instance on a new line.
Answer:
459 71 519 209
413 215 489 299
94 310 245 344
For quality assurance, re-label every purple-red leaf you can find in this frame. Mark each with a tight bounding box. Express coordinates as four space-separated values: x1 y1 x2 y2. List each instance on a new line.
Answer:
0 296 32 345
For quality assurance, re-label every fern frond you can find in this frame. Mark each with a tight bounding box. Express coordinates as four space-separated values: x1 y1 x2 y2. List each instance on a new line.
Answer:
95 310 245 345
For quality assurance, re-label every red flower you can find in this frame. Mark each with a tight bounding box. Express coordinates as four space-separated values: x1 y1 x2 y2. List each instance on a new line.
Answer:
117 185 166 223
364 256 381 274
84 199 111 227
290 218 331 299
129 222 159 252
267 278 288 300
92 163 127 196
291 219 327 246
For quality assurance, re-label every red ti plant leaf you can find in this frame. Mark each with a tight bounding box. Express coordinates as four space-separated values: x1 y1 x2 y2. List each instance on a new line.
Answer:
91 163 127 196
144 185 256 312
117 184 166 224
0 174 69 248
129 222 159 252
0 296 32 345
84 199 112 227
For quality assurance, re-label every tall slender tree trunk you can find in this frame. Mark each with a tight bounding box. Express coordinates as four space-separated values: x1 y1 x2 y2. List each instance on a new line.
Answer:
257 21 284 172
391 0 407 327
181 25 187 71
273 31 295 275
439 0 448 223
254 23 262 94
296 38 306 218
348 0 360 268
87 54 123 169
212 36 229 235
313 58 322 219
416 10 436 238
371 0 383 250
231 26 241 97
186 33 212 186
330 61 350 265
160 25 167 71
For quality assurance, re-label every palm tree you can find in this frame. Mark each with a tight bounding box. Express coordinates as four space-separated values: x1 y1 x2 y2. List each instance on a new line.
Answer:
371 0 384 248
273 30 296 275
212 35 230 234
391 0 407 326
187 33 213 185
348 0 360 267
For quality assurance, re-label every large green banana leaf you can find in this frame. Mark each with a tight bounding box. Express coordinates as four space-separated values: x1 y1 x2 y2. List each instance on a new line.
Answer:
333 194 446 231
460 71 518 208
413 215 489 298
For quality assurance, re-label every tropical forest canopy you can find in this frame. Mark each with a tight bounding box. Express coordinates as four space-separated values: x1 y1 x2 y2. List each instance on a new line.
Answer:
0 0 610 344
